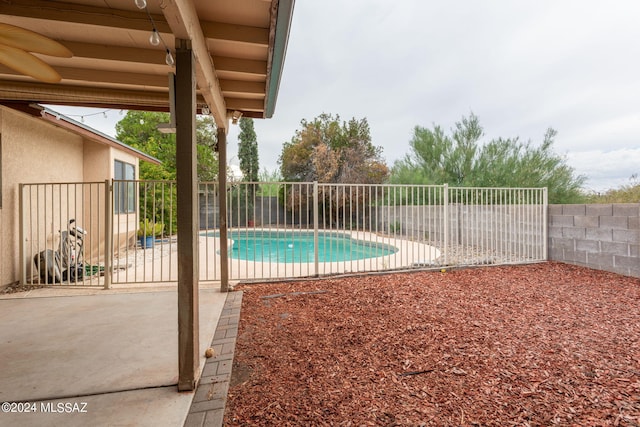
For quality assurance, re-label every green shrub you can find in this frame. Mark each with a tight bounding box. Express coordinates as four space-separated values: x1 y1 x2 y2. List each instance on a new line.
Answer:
137 218 165 237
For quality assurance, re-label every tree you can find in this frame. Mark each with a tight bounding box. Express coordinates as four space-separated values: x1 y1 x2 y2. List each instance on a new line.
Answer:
195 115 219 182
116 111 176 181
258 168 282 196
115 111 219 181
237 117 259 183
233 117 260 224
390 113 586 204
279 113 389 227
279 113 389 184
115 111 219 232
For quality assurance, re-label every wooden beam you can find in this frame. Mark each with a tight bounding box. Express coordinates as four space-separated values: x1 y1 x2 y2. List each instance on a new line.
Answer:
175 40 199 392
161 0 227 128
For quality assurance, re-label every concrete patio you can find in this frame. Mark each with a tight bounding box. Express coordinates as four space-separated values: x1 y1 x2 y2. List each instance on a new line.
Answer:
0 284 228 426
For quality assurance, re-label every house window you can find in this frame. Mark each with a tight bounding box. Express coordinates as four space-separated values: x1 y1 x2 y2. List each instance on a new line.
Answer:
114 160 135 214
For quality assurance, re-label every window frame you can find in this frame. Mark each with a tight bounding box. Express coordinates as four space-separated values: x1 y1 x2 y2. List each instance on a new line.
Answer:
114 159 135 214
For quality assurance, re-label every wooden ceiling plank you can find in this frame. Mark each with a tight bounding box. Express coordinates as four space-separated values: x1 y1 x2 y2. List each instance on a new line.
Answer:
200 21 268 46
60 41 166 65
0 64 168 87
59 67 168 87
219 79 265 95
0 80 204 108
213 56 267 76
225 98 264 112
0 0 166 32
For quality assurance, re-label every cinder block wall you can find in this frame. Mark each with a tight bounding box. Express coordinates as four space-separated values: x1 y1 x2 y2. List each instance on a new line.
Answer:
548 204 640 278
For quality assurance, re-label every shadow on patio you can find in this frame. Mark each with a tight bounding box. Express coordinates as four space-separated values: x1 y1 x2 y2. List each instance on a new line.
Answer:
0 285 226 426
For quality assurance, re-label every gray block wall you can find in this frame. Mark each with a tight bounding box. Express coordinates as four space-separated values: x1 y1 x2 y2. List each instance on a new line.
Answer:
548 204 640 278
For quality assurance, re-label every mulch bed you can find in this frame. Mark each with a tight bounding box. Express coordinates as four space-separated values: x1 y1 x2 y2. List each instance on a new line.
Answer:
224 262 640 426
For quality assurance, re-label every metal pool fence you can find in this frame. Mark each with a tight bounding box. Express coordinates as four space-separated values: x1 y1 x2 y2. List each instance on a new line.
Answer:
20 181 547 285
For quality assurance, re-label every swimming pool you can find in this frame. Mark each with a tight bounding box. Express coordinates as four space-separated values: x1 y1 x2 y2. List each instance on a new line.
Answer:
203 230 398 263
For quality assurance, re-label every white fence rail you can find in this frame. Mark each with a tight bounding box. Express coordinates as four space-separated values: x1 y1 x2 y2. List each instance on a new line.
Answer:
20 181 547 286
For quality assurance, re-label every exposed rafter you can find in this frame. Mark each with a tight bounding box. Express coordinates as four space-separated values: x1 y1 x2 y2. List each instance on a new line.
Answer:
0 80 207 108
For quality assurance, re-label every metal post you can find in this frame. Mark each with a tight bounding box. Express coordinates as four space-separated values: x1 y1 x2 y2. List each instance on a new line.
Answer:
543 187 548 260
313 181 319 276
19 184 26 285
443 184 448 266
175 39 199 392
218 127 229 292
103 180 112 289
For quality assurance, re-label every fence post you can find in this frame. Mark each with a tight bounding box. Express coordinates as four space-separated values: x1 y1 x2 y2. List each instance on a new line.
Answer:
313 181 319 277
19 184 26 285
543 187 548 260
443 184 448 266
104 180 112 289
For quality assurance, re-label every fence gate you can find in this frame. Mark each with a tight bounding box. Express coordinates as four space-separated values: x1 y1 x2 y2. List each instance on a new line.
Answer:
110 180 179 284
20 181 110 287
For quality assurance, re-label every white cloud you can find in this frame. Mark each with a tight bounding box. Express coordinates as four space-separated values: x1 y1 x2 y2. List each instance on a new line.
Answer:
567 149 640 192
257 0 640 191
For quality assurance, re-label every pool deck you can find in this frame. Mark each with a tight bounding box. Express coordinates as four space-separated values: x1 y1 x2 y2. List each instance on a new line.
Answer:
111 229 441 284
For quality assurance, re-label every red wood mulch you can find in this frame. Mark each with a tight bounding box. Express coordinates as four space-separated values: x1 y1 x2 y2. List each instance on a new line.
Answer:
224 262 640 426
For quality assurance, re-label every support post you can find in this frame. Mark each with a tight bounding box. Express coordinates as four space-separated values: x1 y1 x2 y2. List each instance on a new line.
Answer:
218 128 229 292
175 39 199 391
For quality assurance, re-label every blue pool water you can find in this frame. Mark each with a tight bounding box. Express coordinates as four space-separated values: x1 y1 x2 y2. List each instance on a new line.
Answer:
203 230 397 263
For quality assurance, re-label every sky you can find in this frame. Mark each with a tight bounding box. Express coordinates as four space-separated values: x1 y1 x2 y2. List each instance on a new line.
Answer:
51 0 640 192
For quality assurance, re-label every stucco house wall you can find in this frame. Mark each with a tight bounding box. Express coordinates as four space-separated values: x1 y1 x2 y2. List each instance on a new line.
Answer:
81 141 140 263
1 107 84 286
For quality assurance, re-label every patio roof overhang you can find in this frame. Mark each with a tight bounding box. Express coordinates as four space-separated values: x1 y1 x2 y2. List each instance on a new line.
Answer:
0 0 295 392
0 0 294 129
